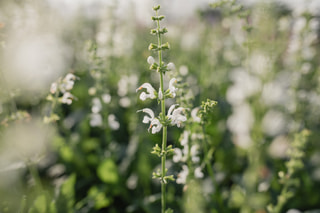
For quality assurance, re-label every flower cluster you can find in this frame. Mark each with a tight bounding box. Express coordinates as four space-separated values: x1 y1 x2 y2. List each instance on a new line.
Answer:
49 73 78 105
44 73 78 123
174 130 204 185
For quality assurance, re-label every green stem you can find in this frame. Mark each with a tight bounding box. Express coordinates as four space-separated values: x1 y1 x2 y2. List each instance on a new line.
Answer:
156 11 167 213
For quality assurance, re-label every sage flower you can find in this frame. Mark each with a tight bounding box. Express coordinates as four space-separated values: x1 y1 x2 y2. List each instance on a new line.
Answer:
167 104 187 127
61 92 73 105
136 83 157 101
168 78 178 98
138 108 162 134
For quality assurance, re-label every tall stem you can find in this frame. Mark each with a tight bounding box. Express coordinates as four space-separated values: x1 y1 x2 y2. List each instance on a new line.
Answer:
156 11 167 213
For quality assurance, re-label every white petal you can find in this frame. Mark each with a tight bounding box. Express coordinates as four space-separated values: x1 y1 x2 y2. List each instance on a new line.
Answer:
167 104 179 116
147 56 155 65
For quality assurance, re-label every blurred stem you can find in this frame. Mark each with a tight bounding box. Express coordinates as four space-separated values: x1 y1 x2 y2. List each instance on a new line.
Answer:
27 161 43 192
201 124 224 211
156 10 167 213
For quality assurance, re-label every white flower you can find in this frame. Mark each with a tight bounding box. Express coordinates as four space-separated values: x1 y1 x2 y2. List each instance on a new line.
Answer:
194 167 204 179
191 107 201 123
167 62 175 71
91 97 102 113
173 148 183 163
50 82 58 94
147 56 155 65
137 108 162 134
90 113 103 127
138 108 155 124
136 83 157 101
176 165 189 184
180 130 189 146
102 93 111 104
60 73 77 92
168 104 187 127
61 92 73 105
149 118 162 134
191 144 200 163
168 78 178 98
108 114 120 130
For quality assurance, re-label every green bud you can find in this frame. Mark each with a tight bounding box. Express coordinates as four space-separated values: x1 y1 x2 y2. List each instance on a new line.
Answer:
150 29 157 35
151 15 165 21
152 5 160 11
148 43 158 51
159 27 168 34
149 63 158 70
160 42 170 50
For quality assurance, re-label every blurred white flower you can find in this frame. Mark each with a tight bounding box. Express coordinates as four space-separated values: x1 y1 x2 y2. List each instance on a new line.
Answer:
227 69 261 105
191 107 201 123
194 167 204 179
190 145 200 163
261 81 285 106
119 97 131 108
262 110 287 136
50 82 58 94
0 119 52 167
258 181 270 192
168 78 178 98
3 33 70 95
268 135 289 159
227 103 254 135
90 113 103 127
108 114 120 130
91 97 102 113
179 65 189 76
167 62 175 71
136 83 156 101
173 148 183 163
61 73 77 91
61 92 74 105
147 56 155 65
102 93 111 104
180 130 189 146
88 87 97 96
176 165 189 184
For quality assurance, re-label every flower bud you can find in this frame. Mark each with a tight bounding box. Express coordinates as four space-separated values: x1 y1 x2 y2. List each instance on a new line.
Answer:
160 42 170 50
148 43 158 51
152 5 160 11
150 29 157 35
151 15 165 21
150 63 158 70
159 28 168 34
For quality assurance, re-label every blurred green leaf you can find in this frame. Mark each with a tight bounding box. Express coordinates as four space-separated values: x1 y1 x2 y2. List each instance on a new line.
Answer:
97 159 119 184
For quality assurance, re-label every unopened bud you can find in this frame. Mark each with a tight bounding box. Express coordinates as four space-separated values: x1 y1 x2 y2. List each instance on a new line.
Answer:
152 5 160 11
148 43 158 51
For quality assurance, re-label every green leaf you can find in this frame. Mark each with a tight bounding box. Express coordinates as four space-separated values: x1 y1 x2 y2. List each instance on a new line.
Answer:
56 174 76 213
97 159 119 184
28 194 47 213
88 186 112 209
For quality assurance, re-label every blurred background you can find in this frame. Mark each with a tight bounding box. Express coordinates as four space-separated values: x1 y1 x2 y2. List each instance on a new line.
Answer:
0 0 320 212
